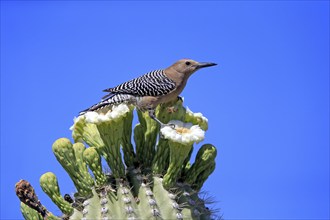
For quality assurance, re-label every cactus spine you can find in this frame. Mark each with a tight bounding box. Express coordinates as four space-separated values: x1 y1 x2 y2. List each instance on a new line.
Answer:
15 99 218 219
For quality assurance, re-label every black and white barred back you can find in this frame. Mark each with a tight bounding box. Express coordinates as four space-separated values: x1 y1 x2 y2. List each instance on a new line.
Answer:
80 69 176 115
103 69 176 97
79 93 137 115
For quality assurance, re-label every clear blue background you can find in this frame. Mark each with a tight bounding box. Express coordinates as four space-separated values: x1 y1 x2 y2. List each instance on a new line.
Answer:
1 1 329 219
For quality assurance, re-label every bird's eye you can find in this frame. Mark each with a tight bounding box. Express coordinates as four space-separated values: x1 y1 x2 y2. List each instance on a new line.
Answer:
185 61 191 66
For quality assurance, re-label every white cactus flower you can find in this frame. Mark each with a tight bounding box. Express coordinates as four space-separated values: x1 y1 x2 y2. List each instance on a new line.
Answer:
186 107 208 123
160 120 205 145
75 104 130 124
85 104 130 123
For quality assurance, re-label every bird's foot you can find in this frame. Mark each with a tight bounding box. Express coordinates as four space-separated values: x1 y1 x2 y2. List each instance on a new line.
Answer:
160 123 176 129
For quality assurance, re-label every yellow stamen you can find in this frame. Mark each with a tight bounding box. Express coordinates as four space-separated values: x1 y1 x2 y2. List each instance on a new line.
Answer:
175 127 190 134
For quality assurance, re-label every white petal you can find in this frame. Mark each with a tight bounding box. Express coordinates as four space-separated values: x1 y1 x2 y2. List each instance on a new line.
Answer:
85 112 99 123
81 104 130 124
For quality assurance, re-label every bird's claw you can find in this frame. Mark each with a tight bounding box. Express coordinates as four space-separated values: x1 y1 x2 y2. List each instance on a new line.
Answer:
160 123 176 129
167 123 176 129
168 124 175 129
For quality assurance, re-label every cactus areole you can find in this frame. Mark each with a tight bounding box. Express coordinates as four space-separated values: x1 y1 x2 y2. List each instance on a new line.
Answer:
15 99 218 219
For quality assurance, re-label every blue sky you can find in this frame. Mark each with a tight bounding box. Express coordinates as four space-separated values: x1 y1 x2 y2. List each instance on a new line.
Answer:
1 1 329 219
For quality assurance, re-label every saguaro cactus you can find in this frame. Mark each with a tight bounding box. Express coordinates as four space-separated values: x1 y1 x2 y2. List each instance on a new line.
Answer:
15 99 218 219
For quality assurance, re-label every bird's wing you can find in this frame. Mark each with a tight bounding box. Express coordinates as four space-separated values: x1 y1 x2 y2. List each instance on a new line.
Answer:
103 70 176 98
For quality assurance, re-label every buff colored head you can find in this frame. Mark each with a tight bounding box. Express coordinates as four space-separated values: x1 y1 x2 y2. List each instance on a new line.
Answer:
168 59 217 76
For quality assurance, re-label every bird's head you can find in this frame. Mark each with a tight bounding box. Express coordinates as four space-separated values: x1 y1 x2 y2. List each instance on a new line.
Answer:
169 59 217 77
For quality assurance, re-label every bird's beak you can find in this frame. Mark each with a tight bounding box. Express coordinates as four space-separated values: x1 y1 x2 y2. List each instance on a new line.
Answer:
197 62 217 69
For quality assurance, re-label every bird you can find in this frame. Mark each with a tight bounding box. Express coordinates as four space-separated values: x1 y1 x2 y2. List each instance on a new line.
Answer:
80 59 217 126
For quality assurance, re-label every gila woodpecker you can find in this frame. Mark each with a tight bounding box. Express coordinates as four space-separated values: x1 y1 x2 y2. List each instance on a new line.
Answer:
80 59 217 126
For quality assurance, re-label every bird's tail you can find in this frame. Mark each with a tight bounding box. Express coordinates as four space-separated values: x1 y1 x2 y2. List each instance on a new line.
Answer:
79 94 136 115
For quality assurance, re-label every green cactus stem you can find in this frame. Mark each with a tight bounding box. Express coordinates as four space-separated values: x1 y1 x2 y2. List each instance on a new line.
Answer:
152 138 170 174
184 144 217 188
15 100 219 220
52 138 93 197
162 141 193 189
194 162 216 191
95 121 126 177
72 118 104 149
120 106 137 167
20 202 43 220
134 110 159 168
82 147 107 186
39 172 74 215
